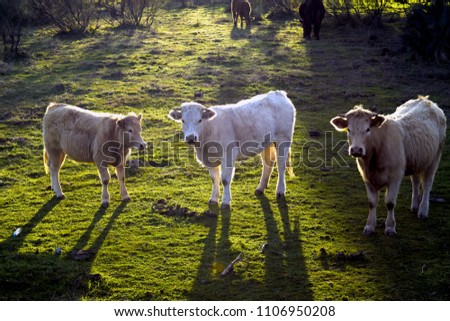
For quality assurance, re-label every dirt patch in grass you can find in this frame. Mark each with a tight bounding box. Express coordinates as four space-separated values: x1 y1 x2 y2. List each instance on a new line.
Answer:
152 198 218 220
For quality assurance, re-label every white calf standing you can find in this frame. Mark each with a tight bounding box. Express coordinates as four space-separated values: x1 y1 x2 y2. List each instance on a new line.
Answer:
169 91 296 208
331 96 446 235
43 103 146 207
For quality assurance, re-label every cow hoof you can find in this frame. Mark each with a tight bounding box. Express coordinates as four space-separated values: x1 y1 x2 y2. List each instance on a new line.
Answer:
384 227 397 236
410 206 419 214
208 200 219 206
276 192 285 199
254 189 264 196
221 203 230 210
417 212 429 220
101 201 109 208
122 196 131 203
363 226 375 236
56 194 65 200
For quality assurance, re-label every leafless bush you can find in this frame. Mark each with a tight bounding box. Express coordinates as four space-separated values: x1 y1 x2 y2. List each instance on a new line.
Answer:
0 0 26 61
29 0 100 34
103 0 166 28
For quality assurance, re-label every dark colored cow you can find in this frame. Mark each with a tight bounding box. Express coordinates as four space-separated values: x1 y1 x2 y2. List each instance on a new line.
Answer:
231 0 252 28
299 0 325 40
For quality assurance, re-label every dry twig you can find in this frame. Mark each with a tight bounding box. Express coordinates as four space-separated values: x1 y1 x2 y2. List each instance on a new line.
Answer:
220 253 244 277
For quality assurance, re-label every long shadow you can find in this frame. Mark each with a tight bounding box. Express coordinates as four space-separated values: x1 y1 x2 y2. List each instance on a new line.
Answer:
189 205 235 300
71 207 107 253
230 25 251 40
0 196 62 253
0 199 126 300
189 195 313 300
258 194 313 300
70 202 126 254
90 202 126 253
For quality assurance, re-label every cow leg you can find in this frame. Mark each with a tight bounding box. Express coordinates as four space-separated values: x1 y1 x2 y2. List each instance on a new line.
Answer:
410 174 421 214
208 166 221 205
384 179 402 236
313 22 321 40
97 165 111 208
275 142 290 198
256 145 275 195
115 165 130 202
364 183 378 235
233 12 238 26
48 149 66 199
304 21 312 40
418 149 442 219
220 165 235 208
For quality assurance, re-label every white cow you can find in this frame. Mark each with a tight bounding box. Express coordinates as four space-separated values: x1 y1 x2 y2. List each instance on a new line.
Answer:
331 96 446 235
168 90 296 208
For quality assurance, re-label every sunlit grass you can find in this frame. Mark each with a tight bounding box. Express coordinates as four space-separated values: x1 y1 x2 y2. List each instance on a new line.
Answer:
0 5 449 300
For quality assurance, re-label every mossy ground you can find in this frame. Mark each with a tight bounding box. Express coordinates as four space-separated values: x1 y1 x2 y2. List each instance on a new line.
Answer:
0 5 449 300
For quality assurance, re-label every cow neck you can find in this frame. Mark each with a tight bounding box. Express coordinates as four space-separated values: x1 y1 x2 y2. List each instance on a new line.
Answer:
113 123 127 154
198 118 213 147
360 127 381 170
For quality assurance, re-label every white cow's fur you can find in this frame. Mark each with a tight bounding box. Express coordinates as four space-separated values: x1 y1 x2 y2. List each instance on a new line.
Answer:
331 96 446 235
43 103 146 207
169 91 296 208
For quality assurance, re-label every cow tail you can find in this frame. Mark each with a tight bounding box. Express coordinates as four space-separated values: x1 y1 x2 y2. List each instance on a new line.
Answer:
286 149 295 177
43 147 49 175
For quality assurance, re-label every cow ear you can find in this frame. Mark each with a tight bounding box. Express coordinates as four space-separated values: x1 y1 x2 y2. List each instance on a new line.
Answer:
371 114 385 128
168 108 182 122
117 118 124 128
330 116 348 132
202 108 216 120
137 113 142 121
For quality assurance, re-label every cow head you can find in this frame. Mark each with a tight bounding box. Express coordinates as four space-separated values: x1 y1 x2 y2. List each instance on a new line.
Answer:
168 102 216 144
117 113 147 151
330 106 385 158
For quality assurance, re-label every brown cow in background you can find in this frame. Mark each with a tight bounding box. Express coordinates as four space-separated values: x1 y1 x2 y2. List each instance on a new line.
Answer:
299 0 325 40
231 0 252 28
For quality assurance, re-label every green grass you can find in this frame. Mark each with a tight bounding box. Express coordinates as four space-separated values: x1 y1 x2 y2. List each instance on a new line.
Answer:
0 6 449 300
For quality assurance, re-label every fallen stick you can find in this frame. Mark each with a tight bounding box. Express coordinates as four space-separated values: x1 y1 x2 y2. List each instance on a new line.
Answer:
220 253 243 277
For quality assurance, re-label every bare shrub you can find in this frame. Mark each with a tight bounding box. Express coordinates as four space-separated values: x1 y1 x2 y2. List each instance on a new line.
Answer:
103 0 166 28
29 0 100 34
0 0 26 61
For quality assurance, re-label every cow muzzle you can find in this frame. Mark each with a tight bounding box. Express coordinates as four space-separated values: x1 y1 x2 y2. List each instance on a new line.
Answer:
138 142 147 151
185 134 198 145
349 146 365 158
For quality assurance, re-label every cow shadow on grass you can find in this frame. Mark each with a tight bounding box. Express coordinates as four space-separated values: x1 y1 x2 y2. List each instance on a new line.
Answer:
258 194 313 300
0 198 126 300
189 205 235 300
70 202 127 258
189 195 312 300
230 25 251 40
0 196 62 254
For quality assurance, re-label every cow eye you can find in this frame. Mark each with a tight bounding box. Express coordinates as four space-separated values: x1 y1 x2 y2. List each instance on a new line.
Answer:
182 119 185 123
198 119 202 123
128 129 133 133
366 128 370 132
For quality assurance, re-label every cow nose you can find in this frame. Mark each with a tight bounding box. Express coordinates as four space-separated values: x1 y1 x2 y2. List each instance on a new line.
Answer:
350 146 364 157
139 143 146 151
185 134 197 144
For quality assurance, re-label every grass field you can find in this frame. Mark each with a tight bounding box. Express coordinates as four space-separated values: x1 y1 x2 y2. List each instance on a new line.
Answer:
0 5 449 300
